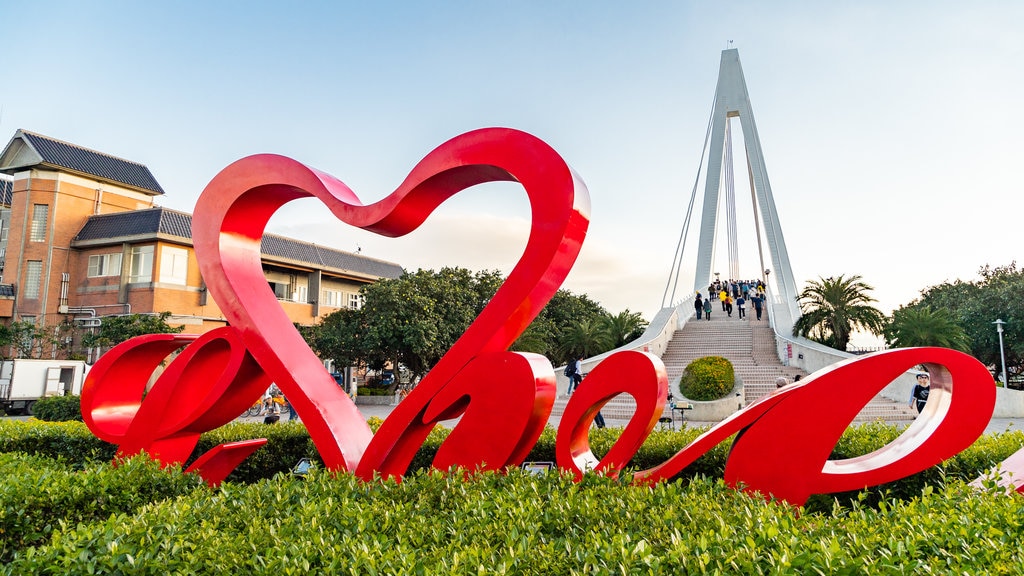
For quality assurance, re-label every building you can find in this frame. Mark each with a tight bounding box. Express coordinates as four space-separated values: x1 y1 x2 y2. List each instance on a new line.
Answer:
0 129 403 350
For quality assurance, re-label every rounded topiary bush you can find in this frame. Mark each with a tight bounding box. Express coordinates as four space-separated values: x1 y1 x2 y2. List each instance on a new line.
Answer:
679 356 735 400
31 395 83 422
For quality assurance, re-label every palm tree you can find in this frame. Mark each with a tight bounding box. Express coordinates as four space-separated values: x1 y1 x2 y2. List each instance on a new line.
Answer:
557 319 614 360
883 306 971 351
600 310 648 349
792 274 886 351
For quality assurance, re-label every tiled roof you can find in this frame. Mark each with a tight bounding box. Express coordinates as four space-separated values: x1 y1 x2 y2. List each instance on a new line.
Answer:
73 207 404 279
0 177 11 206
0 130 164 195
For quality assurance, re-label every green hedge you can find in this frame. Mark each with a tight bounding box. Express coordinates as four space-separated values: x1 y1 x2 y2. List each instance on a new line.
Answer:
31 395 83 422
3 419 1021 499
679 356 735 400
0 452 205 563
5 467 1024 574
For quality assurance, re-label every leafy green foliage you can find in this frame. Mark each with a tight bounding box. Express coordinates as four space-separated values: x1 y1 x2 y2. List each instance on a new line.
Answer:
80 311 184 352
31 395 83 422
884 306 971 351
793 274 886 351
679 356 735 400
0 420 116 465
304 268 649 377
0 320 77 360
908 263 1024 381
5 464 1024 574
0 452 205 563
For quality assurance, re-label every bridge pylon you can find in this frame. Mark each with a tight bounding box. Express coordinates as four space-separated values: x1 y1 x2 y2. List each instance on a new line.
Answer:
690 48 801 334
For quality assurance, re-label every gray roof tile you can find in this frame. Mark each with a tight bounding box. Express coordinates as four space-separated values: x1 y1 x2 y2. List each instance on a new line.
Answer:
73 207 403 279
0 130 164 195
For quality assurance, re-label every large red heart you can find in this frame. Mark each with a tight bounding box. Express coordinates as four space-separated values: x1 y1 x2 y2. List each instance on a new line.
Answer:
192 128 592 475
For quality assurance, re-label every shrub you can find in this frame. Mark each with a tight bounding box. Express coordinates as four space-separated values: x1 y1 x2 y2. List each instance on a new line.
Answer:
0 420 115 467
31 395 83 422
7 468 1024 574
357 386 395 396
679 356 735 400
0 453 206 563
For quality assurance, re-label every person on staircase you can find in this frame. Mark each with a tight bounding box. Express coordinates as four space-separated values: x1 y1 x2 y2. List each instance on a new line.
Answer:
736 294 746 319
719 289 728 311
694 293 704 321
751 292 764 321
703 297 712 320
725 295 733 317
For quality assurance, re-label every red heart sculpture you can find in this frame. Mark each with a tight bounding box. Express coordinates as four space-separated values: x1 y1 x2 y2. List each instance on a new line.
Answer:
191 127 594 476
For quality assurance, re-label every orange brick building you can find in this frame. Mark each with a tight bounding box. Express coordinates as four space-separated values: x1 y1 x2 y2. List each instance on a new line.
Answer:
0 129 403 348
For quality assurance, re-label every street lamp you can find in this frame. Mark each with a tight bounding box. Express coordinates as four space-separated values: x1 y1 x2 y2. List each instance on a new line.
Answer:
993 319 1008 387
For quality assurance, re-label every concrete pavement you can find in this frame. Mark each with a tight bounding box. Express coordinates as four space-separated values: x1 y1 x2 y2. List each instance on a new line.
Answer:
243 401 1024 437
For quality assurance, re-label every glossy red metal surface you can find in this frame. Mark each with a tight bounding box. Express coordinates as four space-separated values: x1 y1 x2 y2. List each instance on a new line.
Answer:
79 128 1002 504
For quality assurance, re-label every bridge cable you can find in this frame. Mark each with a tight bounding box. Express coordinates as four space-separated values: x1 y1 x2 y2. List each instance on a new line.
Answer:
662 87 718 309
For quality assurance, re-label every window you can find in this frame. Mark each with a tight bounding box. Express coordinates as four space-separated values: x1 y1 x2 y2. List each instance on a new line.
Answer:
322 289 342 308
269 281 289 300
129 246 154 283
24 261 42 298
348 292 364 310
87 253 122 277
30 204 48 242
159 246 189 285
294 285 308 303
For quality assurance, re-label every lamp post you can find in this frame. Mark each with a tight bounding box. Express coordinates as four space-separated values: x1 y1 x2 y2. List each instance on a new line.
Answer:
993 319 1008 387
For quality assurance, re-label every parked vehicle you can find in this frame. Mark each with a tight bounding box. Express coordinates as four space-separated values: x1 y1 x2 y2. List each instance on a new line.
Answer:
0 359 88 415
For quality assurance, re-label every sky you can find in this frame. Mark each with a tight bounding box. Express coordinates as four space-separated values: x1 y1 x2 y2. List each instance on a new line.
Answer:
2 1 1022 346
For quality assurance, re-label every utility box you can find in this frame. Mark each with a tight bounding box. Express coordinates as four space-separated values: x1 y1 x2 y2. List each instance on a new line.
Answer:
0 359 88 415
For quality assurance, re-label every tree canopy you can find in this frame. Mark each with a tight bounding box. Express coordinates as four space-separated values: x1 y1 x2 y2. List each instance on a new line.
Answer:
903 263 1024 381
792 274 886 352
303 267 649 382
883 306 970 351
81 312 184 353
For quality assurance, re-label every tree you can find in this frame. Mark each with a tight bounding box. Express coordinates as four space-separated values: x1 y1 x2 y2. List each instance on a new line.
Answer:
884 306 970 351
305 268 646 380
82 312 184 354
601 309 648 349
912 263 1024 380
557 319 614 360
792 274 885 352
310 268 504 382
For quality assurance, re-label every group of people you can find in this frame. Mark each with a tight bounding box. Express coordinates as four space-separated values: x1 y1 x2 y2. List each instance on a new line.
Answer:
693 278 767 322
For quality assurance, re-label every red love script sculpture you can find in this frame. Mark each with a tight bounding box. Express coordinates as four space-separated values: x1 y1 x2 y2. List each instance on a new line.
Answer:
80 128 1003 505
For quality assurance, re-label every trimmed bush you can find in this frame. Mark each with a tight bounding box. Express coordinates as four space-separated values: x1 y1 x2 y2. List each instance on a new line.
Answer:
6 467 1024 574
0 453 206 563
679 356 735 400
0 420 115 466
31 395 83 422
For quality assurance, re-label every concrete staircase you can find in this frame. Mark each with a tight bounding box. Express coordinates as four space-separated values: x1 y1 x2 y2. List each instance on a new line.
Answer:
550 311 916 426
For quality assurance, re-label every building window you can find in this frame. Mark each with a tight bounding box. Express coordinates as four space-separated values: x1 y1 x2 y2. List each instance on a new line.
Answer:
30 204 48 242
294 285 308 303
159 246 189 285
87 253 123 277
129 246 154 283
322 289 342 308
24 260 42 298
269 281 289 300
348 292 364 310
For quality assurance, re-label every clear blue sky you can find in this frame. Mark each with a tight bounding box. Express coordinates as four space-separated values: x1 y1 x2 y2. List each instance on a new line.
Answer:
3 1 1022 344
